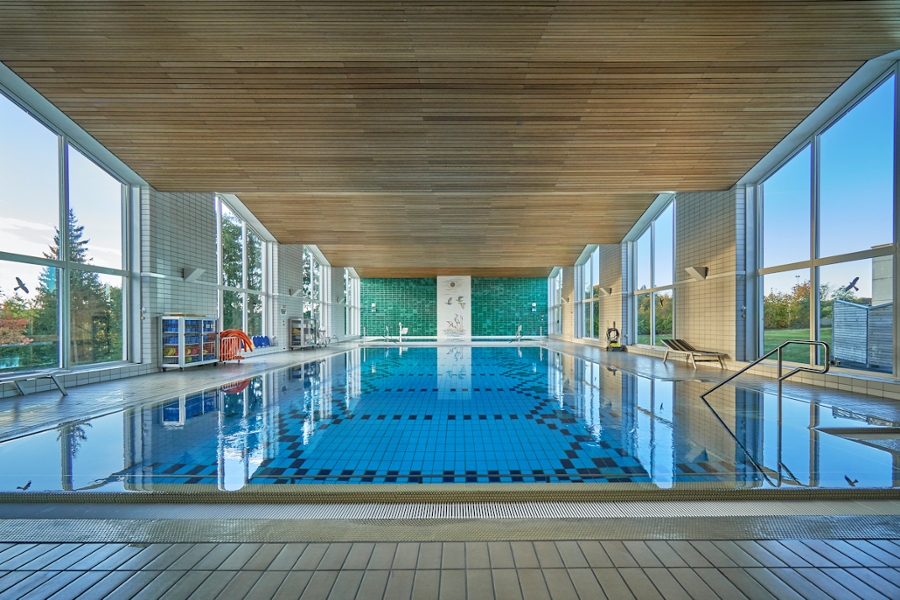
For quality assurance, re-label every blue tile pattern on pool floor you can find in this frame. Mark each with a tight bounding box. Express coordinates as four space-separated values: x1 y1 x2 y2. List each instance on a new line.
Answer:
114 347 740 487
265 347 649 484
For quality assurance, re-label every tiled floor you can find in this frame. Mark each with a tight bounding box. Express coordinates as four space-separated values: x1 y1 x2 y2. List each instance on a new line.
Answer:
2 539 900 598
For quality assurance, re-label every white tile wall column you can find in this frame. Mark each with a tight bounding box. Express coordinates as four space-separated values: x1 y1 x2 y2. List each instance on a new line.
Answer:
328 267 347 338
674 187 744 359
272 244 306 350
140 189 219 365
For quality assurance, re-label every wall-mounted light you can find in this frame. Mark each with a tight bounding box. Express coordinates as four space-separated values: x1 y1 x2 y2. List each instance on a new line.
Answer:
531 302 537 312
685 266 709 281
371 302 377 313
182 267 205 283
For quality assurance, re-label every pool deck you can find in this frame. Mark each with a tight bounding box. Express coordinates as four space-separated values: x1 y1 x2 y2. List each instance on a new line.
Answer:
2 341 900 598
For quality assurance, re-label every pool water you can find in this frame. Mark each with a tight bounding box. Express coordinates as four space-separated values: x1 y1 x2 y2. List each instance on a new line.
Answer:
0 346 897 492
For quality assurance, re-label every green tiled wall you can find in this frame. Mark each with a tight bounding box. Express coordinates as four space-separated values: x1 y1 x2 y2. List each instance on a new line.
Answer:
472 278 548 336
360 277 548 337
361 278 437 336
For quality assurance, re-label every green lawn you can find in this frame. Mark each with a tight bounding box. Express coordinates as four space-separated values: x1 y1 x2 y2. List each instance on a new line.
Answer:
763 328 831 364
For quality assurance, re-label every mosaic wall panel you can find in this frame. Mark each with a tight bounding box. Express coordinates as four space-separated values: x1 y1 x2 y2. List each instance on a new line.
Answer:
472 278 548 336
361 278 437 336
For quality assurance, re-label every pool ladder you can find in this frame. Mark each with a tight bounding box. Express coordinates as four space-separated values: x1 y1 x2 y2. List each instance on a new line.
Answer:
700 340 830 488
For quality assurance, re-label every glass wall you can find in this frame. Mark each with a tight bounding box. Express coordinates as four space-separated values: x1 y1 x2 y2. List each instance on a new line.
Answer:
758 72 895 373
0 91 129 373
576 248 601 339
216 197 267 336
634 200 676 346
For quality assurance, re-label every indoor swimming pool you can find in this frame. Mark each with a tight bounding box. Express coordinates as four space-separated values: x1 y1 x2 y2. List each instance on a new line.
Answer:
0 346 897 492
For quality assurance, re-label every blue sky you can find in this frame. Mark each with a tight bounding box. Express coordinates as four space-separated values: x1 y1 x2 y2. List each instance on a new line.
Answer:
0 95 123 296
762 75 895 300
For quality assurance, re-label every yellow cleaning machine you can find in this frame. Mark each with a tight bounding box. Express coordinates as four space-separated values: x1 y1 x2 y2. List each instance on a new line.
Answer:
606 322 624 351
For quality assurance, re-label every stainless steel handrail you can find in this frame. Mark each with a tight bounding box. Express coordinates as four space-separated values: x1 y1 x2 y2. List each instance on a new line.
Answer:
699 339 829 487
701 340 830 401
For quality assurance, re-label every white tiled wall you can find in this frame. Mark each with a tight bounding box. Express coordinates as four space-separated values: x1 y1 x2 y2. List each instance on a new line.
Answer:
673 187 743 359
328 267 347 338
271 244 307 351
557 266 576 341
598 244 629 346
140 189 219 365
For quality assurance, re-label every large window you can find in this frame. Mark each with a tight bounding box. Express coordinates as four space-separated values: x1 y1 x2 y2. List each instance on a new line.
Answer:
576 248 601 339
634 200 675 346
217 197 267 336
0 91 129 373
759 72 895 373
302 247 322 322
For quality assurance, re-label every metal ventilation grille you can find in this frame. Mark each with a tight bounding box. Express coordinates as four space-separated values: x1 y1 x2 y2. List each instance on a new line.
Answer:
9 500 898 521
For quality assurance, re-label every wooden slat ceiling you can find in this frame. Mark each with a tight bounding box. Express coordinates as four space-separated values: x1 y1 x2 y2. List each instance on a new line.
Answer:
2 2 899 278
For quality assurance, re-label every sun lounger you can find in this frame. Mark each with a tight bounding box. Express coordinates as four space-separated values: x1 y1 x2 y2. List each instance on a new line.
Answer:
0 369 68 396
661 339 726 369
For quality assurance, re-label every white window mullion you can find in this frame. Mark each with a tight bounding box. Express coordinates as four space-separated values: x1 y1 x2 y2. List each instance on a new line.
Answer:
58 134 71 369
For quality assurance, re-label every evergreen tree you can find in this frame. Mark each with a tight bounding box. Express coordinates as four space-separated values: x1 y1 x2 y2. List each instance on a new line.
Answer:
221 210 244 330
33 208 122 365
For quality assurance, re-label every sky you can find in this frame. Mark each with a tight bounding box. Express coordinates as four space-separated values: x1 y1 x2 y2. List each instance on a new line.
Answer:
762 75 895 301
0 95 123 298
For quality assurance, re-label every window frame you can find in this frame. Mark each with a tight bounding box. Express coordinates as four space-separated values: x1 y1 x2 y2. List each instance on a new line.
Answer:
574 247 601 339
216 195 269 337
631 198 677 347
0 87 135 372
754 65 899 373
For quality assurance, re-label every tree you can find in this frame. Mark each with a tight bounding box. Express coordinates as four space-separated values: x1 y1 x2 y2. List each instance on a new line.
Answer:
221 210 244 330
33 208 122 365
636 293 652 341
763 279 811 330
0 293 33 346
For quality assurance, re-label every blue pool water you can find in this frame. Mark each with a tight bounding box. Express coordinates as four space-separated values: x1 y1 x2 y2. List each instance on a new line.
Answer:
0 346 897 491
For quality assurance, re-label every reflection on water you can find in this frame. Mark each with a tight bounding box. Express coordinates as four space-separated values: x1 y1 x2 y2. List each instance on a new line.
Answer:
0 347 897 491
